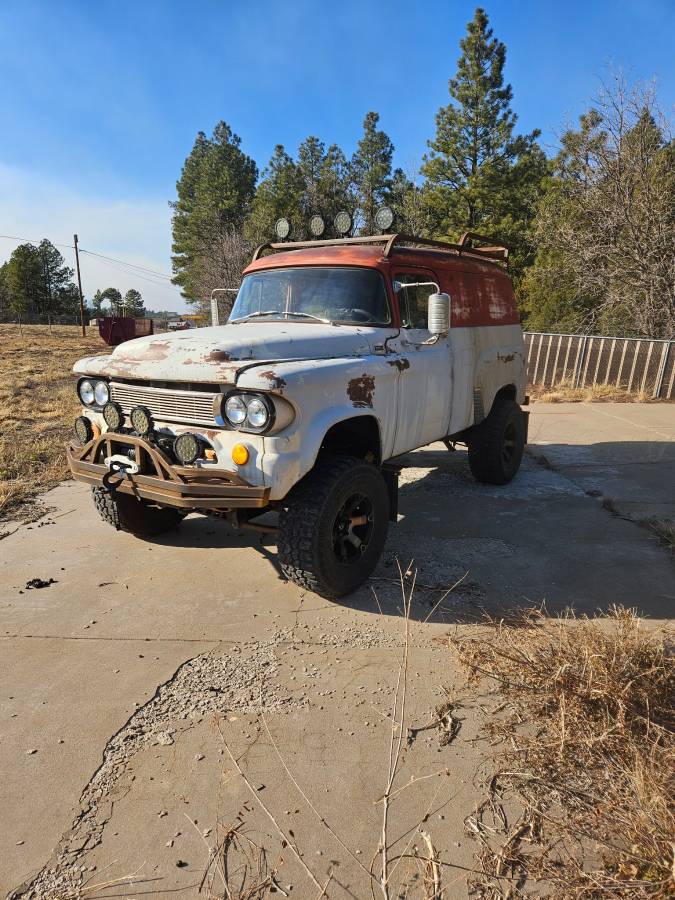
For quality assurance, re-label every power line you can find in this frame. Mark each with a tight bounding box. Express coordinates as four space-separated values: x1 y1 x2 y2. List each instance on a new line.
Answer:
0 233 74 250
0 233 178 287
79 248 173 279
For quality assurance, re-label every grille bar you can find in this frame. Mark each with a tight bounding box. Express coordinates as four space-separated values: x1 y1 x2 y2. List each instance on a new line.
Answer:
110 382 219 426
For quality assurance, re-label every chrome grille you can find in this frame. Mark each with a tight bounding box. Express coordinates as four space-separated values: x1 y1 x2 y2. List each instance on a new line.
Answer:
110 382 218 426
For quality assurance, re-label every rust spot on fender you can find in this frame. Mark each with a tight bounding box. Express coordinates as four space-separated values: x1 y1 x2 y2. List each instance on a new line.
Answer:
208 349 231 363
387 358 410 372
347 374 375 408
258 369 287 391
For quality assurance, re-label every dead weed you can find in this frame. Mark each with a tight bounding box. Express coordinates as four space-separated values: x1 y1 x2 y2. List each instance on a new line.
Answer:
0 324 109 521
450 605 674 898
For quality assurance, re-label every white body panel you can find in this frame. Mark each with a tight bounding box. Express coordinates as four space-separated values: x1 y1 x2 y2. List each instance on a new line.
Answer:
74 318 526 502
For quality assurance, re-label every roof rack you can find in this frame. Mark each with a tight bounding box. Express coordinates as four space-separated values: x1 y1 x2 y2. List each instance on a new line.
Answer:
251 231 509 265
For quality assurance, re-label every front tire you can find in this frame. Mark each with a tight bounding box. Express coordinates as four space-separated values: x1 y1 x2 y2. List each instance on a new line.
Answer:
277 456 390 599
467 396 526 485
91 487 185 537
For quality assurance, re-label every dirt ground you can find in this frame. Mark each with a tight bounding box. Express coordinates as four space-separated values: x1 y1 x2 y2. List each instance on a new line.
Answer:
0 402 673 899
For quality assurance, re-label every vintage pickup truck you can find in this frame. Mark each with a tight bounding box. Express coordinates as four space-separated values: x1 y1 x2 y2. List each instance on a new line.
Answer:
68 232 527 598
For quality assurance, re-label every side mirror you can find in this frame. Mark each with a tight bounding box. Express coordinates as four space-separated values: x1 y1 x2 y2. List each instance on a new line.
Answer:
428 293 450 334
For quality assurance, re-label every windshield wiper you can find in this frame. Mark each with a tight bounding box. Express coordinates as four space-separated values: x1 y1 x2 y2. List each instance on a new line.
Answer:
283 311 334 324
230 310 281 322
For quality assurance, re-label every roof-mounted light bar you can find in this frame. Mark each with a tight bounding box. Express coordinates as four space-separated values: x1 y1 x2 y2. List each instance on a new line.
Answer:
251 231 509 265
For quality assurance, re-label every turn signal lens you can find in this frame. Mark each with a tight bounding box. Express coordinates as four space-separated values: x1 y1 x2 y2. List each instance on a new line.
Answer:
231 443 249 466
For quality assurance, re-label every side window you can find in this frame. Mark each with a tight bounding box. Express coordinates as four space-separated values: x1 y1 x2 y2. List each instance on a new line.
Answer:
395 273 436 329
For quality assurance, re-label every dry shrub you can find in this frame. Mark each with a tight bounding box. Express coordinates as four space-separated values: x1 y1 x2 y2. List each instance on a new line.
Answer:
0 324 109 521
528 380 651 403
449 606 674 898
643 518 675 552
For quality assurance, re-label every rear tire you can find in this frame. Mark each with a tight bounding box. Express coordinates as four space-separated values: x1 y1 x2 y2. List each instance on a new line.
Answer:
277 456 389 599
467 396 525 485
91 487 185 537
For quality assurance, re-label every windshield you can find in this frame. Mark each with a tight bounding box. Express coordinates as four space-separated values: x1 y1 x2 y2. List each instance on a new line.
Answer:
230 267 391 326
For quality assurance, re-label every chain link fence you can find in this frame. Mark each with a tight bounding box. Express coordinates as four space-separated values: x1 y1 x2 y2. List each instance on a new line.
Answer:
525 332 674 399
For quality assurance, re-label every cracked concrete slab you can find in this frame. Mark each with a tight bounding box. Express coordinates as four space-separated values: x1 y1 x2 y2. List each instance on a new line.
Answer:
2 402 674 897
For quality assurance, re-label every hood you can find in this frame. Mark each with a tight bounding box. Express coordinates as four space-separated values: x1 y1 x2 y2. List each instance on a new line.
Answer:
73 321 380 383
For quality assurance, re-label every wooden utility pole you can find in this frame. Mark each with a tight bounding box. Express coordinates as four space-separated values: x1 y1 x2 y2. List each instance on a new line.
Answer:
73 233 86 336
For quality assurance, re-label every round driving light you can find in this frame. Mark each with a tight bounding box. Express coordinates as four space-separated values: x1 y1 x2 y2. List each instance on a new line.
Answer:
79 379 95 405
246 397 269 429
232 443 249 466
275 217 291 240
334 210 352 235
309 214 325 237
375 205 394 232
130 405 153 436
225 395 247 426
173 432 201 465
93 380 110 406
74 416 93 444
103 401 124 431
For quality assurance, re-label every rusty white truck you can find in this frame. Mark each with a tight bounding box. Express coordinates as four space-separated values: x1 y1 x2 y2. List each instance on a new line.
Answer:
68 231 528 598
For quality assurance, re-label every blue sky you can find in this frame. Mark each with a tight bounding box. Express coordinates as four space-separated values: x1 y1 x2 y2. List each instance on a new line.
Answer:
1 0 673 312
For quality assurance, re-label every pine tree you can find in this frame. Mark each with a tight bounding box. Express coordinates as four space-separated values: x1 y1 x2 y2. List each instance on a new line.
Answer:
123 288 145 317
422 8 546 275
4 244 42 322
171 122 257 300
100 287 122 315
351 112 394 234
246 145 304 244
36 239 74 319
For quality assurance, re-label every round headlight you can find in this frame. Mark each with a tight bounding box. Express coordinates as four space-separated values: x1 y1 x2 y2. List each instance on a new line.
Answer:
174 432 201 465
375 205 394 232
309 214 325 237
225 395 247 426
246 397 269 429
94 381 110 406
275 217 291 240
74 416 93 444
103 401 124 431
130 405 153 436
79 380 95 405
334 210 352 235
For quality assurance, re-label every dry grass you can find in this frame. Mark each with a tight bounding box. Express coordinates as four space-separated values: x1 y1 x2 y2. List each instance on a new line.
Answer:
643 518 675 552
529 379 654 403
0 323 109 522
450 606 674 899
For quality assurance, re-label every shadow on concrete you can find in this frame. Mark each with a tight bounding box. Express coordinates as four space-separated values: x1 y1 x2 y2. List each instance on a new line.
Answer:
146 443 674 624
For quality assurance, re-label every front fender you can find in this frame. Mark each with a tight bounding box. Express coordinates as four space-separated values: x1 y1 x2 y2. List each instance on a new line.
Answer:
238 357 399 500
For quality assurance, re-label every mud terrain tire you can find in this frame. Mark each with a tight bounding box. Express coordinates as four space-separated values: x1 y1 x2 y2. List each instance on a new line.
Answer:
467 396 526 485
277 456 389 599
91 487 185 537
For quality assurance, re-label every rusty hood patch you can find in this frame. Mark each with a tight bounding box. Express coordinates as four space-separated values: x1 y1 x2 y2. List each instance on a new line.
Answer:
73 322 376 384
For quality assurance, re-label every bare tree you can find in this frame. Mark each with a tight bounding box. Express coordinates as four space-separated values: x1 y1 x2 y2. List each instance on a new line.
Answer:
530 74 674 337
190 226 252 320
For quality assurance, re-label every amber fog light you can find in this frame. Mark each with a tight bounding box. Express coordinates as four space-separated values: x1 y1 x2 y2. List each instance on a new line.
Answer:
231 443 249 466
130 405 153 436
173 432 201 465
103 401 124 431
74 416 93 444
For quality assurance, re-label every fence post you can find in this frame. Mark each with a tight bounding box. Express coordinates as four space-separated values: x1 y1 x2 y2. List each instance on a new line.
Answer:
573 335 589 388
654 341 672 399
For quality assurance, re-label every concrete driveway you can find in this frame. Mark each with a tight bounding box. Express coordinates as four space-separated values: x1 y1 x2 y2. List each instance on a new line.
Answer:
1 402 673 899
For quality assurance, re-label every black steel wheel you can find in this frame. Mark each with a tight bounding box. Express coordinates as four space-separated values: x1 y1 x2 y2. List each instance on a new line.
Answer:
467 396 526 485
277 456 389 598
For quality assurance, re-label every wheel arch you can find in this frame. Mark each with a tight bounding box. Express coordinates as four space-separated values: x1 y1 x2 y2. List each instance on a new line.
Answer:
319 414 382 464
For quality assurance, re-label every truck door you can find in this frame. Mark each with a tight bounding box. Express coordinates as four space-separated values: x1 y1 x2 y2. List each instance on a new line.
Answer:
388 267 453 455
